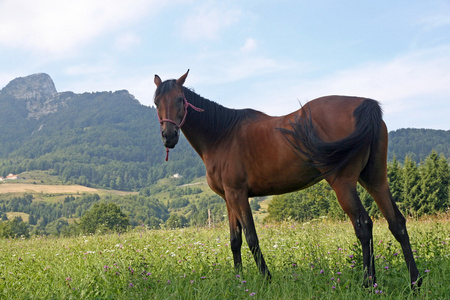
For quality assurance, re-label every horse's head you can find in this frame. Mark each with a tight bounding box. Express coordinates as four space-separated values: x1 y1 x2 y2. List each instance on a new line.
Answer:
154 70 189 149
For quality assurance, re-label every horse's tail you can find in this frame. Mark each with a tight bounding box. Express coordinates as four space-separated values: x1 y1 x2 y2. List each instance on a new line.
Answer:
280 98 383 178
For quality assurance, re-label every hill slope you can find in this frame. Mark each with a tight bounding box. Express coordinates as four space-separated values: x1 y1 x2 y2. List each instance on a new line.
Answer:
0 74 204 190
388 128 450 162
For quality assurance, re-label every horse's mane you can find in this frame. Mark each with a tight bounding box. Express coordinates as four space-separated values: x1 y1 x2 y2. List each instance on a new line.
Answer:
182 86 263 143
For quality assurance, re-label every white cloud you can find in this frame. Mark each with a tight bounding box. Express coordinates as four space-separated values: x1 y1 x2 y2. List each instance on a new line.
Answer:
64 63 113 77
181 3 241 40
240 38 257 53
0 0 158 56
114 32 142 51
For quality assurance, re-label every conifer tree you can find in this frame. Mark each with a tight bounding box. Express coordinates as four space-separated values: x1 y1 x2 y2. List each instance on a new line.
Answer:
402 155 421 216
388 156 403 203
418 151 449 215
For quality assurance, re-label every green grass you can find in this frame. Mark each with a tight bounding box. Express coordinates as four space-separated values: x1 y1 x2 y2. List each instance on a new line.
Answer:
1 216 448 299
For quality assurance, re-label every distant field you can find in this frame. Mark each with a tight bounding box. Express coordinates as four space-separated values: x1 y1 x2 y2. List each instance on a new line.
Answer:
0 183 98 194
0 182 137 205
5 212 29 222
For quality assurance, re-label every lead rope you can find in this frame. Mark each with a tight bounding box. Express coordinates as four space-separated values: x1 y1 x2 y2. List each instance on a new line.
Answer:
160 95 204 161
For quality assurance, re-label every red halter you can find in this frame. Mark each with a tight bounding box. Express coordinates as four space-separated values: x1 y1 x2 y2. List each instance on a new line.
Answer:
158 95 204 161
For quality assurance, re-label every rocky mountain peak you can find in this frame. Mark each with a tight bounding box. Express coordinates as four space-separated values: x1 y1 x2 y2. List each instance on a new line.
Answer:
2 73 57 101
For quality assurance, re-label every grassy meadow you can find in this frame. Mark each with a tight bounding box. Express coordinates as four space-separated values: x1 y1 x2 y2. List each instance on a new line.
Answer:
1 215 448 299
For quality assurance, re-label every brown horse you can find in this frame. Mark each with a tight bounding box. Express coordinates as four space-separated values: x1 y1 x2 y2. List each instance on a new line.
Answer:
153 70 421 289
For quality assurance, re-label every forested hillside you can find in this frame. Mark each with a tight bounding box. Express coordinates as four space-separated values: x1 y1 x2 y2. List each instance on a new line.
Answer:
0 74 204 190
388 128 450 162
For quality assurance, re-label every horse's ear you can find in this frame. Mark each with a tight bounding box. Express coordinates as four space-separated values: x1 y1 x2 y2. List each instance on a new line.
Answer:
176 69 189 86
154 74 162 87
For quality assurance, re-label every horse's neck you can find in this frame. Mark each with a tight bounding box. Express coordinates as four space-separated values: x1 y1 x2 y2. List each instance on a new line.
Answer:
182 91 238 157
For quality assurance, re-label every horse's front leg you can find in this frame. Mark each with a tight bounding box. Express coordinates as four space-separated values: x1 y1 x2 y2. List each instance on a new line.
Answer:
226 203 243 271
225 189 271 279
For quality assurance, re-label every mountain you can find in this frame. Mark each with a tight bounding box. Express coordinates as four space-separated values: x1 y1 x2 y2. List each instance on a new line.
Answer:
0 74 448 191
0 74 204 190
388 128 450 162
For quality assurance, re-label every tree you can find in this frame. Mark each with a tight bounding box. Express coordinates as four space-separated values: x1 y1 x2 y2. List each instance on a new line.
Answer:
28 214 37 225
0 217 29 238
250 199 261 212
418 151 450 216
387 156 403 203
45 218 70 236
402 155 421 216
79 203 129 234
267 181 337 221
165 213 188 228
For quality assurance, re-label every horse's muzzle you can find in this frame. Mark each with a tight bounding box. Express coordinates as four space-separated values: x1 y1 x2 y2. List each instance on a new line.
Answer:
161 128 179 149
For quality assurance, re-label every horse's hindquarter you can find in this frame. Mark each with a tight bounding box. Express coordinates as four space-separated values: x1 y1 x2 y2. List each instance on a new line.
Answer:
305 96 366 141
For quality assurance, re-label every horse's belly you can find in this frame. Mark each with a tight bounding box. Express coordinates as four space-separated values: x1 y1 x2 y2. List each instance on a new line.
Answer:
247 167 322 197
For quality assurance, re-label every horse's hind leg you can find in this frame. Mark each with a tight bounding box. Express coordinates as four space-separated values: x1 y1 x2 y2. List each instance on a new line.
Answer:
359 125 421 289
359 178 421 289
327 179 376 287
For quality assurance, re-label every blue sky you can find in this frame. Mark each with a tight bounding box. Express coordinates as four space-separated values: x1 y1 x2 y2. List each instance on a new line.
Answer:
1 0 449 130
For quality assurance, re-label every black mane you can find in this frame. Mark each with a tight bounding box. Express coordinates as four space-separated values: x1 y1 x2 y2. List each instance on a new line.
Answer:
182 86 264 144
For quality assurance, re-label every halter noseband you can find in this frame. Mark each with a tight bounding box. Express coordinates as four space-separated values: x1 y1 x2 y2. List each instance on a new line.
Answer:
158 94 204 161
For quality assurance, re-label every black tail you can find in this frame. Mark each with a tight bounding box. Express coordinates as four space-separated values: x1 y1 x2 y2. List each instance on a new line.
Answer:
280 99 383 178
